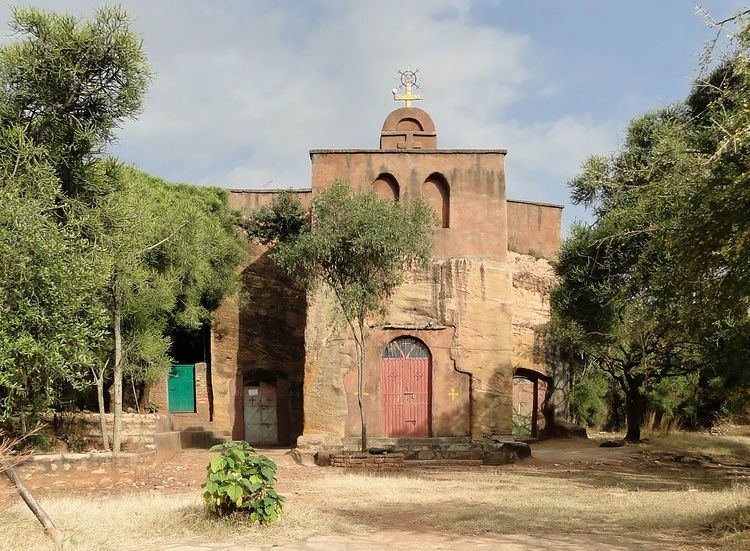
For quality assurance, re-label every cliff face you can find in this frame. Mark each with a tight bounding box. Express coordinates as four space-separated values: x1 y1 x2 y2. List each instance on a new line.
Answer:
509 251 557 377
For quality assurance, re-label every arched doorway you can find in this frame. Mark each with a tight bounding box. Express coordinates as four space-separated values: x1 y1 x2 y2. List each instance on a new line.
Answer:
381 337 431 437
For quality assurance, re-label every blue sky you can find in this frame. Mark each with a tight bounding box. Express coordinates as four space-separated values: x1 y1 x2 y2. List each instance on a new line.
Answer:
0 0 745 231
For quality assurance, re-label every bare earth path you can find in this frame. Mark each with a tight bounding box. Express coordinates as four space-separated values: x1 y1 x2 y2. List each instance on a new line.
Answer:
2 435 748 550
157 530 678 551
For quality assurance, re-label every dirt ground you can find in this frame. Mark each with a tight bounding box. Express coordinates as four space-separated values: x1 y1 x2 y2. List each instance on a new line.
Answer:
2 433 749 550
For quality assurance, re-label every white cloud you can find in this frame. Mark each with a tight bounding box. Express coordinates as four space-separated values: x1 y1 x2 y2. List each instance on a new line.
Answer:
0 0 621 229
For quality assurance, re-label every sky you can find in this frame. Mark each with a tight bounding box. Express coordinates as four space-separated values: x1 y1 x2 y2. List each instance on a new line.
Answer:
0 0 746 231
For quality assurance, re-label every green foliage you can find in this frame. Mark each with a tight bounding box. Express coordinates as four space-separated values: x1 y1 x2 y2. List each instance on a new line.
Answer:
202 441 284 522
246 190 309 245
270 179 434 322
0 127 107 431
0 6 151 196
102 166 245 384
0 5 244 439
569 374 609 428
550 11 750 437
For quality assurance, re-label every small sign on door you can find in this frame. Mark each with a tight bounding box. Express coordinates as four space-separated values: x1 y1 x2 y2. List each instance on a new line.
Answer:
247 388 259 396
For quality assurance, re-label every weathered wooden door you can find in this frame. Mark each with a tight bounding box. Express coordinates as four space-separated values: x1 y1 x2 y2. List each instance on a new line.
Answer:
381 337 431 437
168 364 196 413
244 382 278 445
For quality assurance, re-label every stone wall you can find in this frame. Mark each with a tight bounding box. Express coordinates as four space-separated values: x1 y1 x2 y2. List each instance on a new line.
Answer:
49 412 164 452
329 452 405 471
507 199 563 261
301 255 514 447
211 192 309 443
509 251 556 377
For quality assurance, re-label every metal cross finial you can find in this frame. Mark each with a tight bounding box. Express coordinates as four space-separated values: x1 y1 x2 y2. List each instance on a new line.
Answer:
392 66 423 107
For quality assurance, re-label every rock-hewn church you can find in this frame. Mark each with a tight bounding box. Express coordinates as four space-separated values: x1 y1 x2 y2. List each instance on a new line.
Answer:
156 75 563 456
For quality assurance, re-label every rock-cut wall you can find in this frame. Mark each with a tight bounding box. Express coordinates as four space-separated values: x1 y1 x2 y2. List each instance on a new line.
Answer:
299 255 515 447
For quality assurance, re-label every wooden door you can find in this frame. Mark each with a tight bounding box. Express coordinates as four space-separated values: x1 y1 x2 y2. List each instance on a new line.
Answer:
244 382 278 445
381 337 431 437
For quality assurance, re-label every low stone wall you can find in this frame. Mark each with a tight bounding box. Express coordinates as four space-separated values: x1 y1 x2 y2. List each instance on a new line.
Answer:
49 412 166 452
15 451 158 491
329 452 405 472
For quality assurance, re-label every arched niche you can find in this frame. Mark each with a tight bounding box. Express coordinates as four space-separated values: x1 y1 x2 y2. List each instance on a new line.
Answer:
396 117 423 131
422 173 450 228
372 173 400 202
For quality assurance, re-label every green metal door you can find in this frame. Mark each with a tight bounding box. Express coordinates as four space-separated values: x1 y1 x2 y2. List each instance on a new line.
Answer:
168 364 196 413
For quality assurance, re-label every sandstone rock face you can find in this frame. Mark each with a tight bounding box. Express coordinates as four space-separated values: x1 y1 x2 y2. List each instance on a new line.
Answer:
211 238 306 444
509 251 556 377
301 255 514 444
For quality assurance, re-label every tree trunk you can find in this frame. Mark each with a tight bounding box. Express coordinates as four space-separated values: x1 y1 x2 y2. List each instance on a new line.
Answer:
357 320 367 453
95 365 110 451
4 467 63 545
112 291 123 454
624 385 644 442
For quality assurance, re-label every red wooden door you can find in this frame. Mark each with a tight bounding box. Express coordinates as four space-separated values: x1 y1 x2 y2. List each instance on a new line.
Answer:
381 337 431 437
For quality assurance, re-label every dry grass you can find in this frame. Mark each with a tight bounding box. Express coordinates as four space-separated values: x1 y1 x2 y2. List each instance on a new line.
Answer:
704 504 750 550
642 431 750 464
2 466 748 550
0 494 355 551
310 469 750 536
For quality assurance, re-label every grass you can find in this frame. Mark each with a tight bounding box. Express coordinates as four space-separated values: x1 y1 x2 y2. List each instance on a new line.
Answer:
641 431 750 464
2 467 748 550
704 504 750 551
0 494 355 551
310 470 750 536
3 431 750 550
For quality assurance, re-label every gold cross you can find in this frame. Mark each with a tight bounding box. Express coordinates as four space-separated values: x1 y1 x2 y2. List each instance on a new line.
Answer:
392 67 423 107
448 387 459 401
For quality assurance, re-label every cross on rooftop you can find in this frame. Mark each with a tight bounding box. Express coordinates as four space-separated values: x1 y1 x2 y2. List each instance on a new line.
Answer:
392 67 423 107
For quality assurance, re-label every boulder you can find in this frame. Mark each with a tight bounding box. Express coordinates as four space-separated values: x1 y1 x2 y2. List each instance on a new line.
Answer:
549 419 589 439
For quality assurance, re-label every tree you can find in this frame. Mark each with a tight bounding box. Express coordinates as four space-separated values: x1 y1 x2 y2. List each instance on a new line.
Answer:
247 182 434 451
100 166 244 453
550 10 750 438
0 6 151 198
0 5 150 437
0 127 107 434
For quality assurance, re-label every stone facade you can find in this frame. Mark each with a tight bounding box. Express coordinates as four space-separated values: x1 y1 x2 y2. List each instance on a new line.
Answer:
155 105 563 450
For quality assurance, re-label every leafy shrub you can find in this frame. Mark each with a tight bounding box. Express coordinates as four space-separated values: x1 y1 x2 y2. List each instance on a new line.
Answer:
202 441 284 523
569 374 608 427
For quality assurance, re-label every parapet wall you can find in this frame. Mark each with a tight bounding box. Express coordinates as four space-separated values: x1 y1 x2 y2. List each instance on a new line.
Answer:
507 199 563 261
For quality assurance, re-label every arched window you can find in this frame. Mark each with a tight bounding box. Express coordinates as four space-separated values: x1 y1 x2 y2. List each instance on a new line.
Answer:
382 336 431 359
372 173 399 202
422 173 450 228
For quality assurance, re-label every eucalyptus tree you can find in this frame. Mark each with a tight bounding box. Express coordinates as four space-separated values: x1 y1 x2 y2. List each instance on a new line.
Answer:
247 181 434 451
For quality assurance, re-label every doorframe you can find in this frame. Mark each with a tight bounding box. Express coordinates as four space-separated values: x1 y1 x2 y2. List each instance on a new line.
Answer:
513 368 551 437
379 336 433 438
